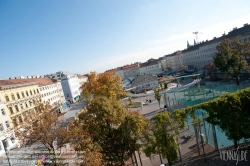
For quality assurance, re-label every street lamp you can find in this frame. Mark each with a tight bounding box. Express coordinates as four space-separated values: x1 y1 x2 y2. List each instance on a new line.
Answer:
2 139 12 166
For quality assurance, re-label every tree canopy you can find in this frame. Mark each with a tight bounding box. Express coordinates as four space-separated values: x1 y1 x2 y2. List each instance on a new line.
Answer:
15 100 71 165
153 87 162 109
72 96 148 165
184 87 250 148
213 37 250 85
81 71 127 100
141 110 187 166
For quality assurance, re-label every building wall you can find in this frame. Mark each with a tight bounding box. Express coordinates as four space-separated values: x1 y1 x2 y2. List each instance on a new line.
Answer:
77 76 88 89
0 93 19 155
123 64 140 78
139 63 162 75
56 81 67 111
39 83 60 107
116 69 124 80
160 57 168 70
174 54 184 70
0 83 40 128
61 75 81 104
0 92 11 135
181 26 250 70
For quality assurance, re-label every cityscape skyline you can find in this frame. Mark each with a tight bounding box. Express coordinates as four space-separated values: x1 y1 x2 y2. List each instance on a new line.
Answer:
1 0 250 79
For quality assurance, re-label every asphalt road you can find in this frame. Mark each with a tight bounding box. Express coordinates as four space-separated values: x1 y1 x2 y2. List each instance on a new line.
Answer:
60 101 85 121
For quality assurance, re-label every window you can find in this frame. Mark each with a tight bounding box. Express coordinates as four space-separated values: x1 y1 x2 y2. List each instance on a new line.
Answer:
29 101 32 106
1 109 6 115
18 116 23 124
37 89 39 93
25 102 28 108
30 90 32 95
21 91 25 98
26 90 29 96
34 89 36 94
15 105 19 112
5 121 10 128
12 118 17 127
11 94 15 100
5 95 10 102
23 113 27 120
20 103 24 110
17 92 20 99
9 107 14 114
0 123 4 131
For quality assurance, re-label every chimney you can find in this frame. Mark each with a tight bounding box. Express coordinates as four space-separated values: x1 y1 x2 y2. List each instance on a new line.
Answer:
233 27 237 30
20 76 24 79
27 76 32 79
213 37 216 39
9 77 14 80
244 23 248 27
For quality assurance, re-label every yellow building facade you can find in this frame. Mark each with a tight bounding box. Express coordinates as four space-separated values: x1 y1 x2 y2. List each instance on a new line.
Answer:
0 82 41 128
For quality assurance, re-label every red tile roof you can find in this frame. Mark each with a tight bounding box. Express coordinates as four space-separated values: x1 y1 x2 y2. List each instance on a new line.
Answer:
0 78 56 87
123 63 139 69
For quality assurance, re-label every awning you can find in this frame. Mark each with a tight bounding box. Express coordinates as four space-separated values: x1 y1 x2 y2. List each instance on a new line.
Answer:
74 95 80 100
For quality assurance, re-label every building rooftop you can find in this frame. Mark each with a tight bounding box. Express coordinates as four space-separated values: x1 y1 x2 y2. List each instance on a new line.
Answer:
0 77 56 87
140 60 159 67
131 75 157 87
123 62 139 69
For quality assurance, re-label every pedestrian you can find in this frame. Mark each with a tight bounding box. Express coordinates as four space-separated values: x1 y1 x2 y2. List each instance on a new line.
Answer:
149 99 151 103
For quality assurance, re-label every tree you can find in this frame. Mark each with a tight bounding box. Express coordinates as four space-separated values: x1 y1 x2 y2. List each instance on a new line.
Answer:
80 84 92 104
82 71 127 100
141 110 186 166
213 38 250 85
154 87 162 109
69 120 103 166
71 97 148 165
15 100 71 165
205 62 220 80
187 87 250 148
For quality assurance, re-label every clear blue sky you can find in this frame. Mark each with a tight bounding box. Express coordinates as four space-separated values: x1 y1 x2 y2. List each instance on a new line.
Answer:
1 0 250 79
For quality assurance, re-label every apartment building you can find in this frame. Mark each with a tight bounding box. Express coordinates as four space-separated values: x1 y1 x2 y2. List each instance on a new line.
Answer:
167 23 250 71
0 92 19 155
0 80 40 128
139 59 162 76
123 63 140 79
55 80 68 112
77 75 88 88
61 74 81 104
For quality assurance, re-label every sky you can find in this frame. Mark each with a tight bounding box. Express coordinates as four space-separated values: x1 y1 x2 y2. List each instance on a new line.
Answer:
1 0 250 79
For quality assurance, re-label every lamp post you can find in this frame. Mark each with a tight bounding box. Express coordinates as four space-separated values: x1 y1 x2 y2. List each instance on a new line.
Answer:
2 139 12 166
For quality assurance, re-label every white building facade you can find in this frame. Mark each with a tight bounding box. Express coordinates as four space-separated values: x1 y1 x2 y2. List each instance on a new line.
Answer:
123 63 140 79
55 80 68 111
61 74 81 104
77 75 88 89
180 23 250 71
0 92 19 157
115 68 124 80
139 59 162 76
